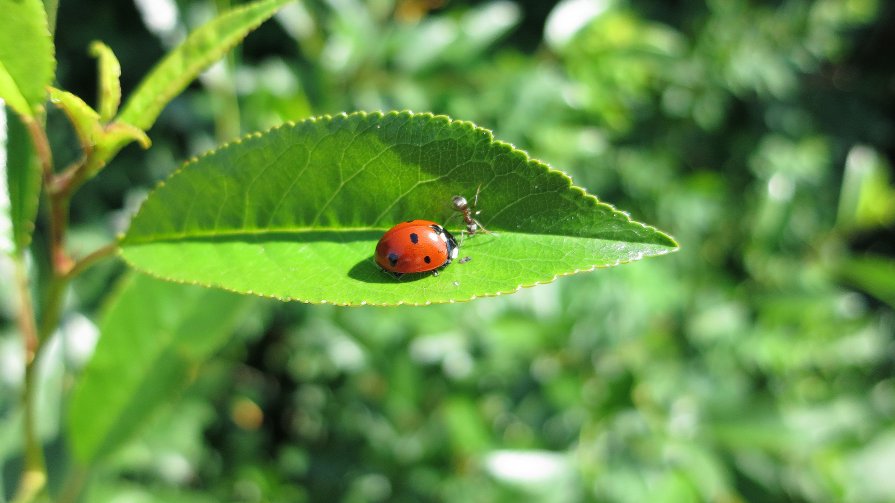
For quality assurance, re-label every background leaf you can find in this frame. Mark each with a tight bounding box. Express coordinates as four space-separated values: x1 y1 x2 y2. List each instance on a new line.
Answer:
0 0 55 118
121 112 677 306
117 0 292 131
1 105 42 255
85 0 291 176
67 272 252 464
838 255 895 309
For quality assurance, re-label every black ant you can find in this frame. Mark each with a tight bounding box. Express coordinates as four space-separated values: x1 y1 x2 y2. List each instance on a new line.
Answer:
450 185 493 240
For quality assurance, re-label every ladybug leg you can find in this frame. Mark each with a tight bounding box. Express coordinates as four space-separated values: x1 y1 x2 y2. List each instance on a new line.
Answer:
379 267 402 279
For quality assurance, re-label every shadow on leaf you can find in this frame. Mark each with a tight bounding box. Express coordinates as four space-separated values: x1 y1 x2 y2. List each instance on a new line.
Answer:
348 257 431 284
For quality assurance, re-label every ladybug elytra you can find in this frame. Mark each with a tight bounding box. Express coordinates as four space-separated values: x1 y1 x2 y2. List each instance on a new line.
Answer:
375 220 459 276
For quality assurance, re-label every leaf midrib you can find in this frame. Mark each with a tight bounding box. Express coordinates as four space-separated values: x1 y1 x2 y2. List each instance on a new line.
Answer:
121 226 676 247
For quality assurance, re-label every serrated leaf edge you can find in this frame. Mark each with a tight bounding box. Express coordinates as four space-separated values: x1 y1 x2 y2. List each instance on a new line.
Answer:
119 110 678 306
123 110 679 247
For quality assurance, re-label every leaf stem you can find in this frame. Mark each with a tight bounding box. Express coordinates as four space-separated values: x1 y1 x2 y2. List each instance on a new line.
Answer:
65 242 119 280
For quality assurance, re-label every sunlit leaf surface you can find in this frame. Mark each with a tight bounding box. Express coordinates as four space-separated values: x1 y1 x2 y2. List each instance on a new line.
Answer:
122 111 677 305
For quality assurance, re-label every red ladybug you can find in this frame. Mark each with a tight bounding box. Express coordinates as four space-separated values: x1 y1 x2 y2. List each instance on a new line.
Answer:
375 219 459 276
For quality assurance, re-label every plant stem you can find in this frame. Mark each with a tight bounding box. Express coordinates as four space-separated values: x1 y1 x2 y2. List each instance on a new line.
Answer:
47 191 74 276
11 258 45 502
13 257 39 361
25 114 74 278
11 354 47 503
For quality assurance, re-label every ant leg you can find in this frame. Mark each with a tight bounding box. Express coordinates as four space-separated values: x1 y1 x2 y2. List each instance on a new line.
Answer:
474 219 497 236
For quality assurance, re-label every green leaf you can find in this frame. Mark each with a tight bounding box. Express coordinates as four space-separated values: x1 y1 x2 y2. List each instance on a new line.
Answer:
89 41 122 123
48 86 102 150
838 255 895 309
0 0 55 118
837 145 895 230
117 0 292 131
1 105 42 254
121 112 677 306
67 272 251 464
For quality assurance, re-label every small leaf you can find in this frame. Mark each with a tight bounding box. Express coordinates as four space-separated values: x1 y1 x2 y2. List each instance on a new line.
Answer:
48 87 103 150
89 41 122 123
1 105 43 254
121 112 677 306
67 272 251 464
117 0 292 131
0 0 55 118
48 87 151 178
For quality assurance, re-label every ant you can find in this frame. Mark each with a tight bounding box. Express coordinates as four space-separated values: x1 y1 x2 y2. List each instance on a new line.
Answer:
450 185 493 241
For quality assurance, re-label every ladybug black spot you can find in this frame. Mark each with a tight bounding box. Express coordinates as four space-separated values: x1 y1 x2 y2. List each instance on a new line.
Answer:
387 252 399 267
424 256 431 264
409 233 419 244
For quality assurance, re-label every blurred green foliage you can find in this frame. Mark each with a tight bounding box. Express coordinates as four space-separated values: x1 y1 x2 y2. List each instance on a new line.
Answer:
3 0 895 501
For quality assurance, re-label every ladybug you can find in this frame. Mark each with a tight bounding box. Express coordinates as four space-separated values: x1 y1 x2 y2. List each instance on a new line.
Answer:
375 220 459 276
